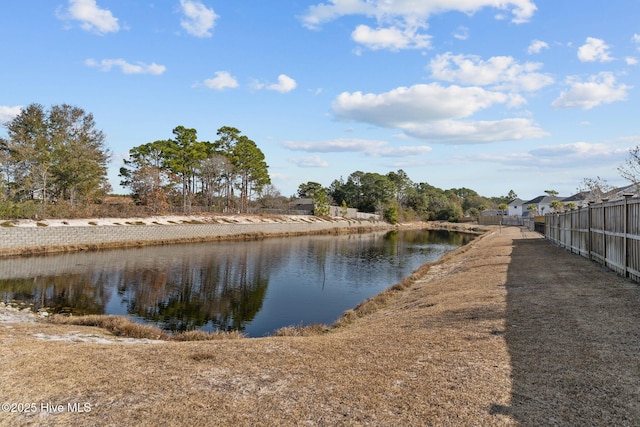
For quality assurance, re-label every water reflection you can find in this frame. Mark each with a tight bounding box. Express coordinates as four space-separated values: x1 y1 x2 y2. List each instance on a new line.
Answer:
0 229 473 336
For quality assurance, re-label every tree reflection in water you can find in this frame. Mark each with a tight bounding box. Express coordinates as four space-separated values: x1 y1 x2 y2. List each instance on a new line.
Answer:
0 229 472 336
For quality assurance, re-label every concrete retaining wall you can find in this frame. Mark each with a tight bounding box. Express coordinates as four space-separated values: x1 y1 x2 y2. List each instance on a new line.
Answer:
0 219 390 254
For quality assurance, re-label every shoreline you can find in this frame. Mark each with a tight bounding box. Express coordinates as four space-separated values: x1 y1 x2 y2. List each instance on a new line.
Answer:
0 214 484 257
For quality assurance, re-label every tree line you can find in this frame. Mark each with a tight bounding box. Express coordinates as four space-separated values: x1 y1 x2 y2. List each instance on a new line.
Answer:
296 171 512 223
4 102 640 221
0 103 271 217
0 102 535 221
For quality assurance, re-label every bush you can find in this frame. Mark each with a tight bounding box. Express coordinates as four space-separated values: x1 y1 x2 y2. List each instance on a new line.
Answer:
0 201 40 219
383 205 399 224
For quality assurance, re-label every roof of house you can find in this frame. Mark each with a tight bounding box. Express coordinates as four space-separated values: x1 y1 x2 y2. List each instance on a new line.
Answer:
508 198 525 206
605 184 639 200
523 195 565 205
562 192 590 202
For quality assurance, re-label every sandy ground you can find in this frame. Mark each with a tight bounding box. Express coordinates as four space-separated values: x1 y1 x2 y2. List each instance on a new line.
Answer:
1 226 639 426
3 214 359 227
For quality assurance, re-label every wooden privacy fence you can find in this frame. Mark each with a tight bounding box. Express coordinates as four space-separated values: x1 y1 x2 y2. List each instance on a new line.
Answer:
545 195 640 282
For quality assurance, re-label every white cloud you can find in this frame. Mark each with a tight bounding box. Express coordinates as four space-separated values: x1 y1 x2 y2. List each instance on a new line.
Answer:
301 0 537 29
473 142 628 170
633 33 640 48
85 58 167 75
284 138 387 153
283 137 431 157
203 71 239 90
428 52 554 92
0 105 22 124
552 72 630 110
58 0 120 35
267 74 297 93
288 156 329 168
370 145 432 157
401 118 548 143
179 0 218 38
351 25 431 50
453 26 469 41
301 0 535 51
625 57 638 65
527 39 549 54
333 83 509 123
332 83 546 143
529 142 620 159
577 37 613 62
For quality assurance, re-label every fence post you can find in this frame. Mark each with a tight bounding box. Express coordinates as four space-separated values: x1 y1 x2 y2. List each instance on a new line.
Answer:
568 208 574 253
602 198 609 268
587 201 593 261
623 193 633 278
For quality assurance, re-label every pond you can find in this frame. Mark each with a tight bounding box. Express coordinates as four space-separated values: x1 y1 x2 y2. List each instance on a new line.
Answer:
0 228 473 337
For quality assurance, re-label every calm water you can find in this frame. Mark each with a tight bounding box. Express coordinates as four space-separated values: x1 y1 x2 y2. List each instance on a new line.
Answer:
0 229 472 337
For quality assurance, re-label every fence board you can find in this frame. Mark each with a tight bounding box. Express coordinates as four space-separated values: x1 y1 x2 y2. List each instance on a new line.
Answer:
545 197 640 283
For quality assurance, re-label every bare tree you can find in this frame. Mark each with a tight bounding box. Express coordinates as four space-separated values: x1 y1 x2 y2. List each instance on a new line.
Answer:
618 145 640 192
200 154 233 209
578 176 614 203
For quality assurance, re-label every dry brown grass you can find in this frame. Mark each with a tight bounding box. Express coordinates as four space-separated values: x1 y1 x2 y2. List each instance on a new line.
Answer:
49 314 169 340
273 323 330 337
48 314 244 342
2 226 637 426
170 329 245 341
332 233 482 329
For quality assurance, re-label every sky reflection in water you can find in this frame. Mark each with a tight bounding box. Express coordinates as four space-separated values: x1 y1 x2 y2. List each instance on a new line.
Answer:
0 229 472 337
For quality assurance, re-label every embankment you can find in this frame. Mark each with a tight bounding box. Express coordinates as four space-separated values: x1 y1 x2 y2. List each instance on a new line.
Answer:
0 216 399 257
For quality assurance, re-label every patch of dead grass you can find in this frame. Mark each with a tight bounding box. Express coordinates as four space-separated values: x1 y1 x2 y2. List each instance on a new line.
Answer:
171 329 244 341
49 314 168 340
48 315 244 341
273 323 330 337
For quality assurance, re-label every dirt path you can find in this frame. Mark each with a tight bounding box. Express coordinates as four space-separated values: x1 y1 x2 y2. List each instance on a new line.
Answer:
1 226 638 426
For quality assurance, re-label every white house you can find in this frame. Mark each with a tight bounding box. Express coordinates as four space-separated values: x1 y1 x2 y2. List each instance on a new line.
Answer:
507 198 525 217
522 195 566 215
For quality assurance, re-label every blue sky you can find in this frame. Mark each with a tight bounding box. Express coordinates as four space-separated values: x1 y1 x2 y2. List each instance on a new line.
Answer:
1 1 639 200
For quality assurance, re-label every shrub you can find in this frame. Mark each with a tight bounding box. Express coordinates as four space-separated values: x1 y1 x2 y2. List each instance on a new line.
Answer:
383 205 399 224
0 201 39 219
